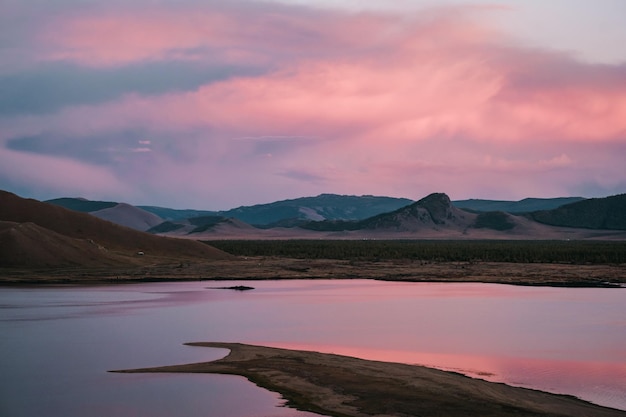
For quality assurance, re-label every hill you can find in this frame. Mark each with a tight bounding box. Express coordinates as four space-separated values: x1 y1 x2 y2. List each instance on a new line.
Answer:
0 221 133 267
137 206 218 221
50 194 413 229
359 193 475 232
153 194 478 238
47 197 164 231
0 190 232 267
530 194 626 230
46 197 117 212
297 193 614 239
90 203 163 231
301 193 478 234
212 194 413 226
142 194 413 226
148 215 255 235
453 197 585 213
30 191 626 240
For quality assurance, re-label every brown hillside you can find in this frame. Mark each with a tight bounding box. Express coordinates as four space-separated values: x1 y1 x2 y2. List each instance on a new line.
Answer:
0 221 138 267
0 190 232 262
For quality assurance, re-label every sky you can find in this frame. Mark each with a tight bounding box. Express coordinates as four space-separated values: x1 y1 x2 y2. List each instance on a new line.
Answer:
1 0 625 209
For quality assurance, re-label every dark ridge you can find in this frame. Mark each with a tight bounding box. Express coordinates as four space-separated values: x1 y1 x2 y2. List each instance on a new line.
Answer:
148 221 185 234
473 212 515 231
530 194 626 230
46 197 117 213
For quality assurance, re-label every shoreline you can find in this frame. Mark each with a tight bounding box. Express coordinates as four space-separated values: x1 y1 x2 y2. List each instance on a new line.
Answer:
1 258 625 287
111 342 626 417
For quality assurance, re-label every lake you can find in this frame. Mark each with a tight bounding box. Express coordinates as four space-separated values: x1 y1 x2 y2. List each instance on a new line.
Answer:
1 279 625 416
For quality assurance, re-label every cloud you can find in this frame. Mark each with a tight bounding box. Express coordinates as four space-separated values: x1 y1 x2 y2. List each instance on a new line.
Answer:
0 146 133 201
0 60 264 116
34 1 349 67
278 168 329 183
41 14 621 145
5 132 159 165
1 1 625 206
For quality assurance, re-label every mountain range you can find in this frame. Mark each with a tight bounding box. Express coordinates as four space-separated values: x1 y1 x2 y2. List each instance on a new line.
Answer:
43 191 626 240
452 197 585 213
3 188 624 277
47 193 595 231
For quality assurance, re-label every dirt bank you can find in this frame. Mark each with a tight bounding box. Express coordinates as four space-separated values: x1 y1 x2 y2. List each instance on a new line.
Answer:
112 342 626 417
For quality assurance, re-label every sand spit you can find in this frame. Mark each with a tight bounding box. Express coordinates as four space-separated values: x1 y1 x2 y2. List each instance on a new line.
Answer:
112 342 626 417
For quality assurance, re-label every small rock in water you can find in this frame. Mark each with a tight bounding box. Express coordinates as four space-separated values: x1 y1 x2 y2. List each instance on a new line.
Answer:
211 285 255 291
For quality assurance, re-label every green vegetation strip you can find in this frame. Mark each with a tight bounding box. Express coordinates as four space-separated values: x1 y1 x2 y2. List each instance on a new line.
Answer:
203 240 626 264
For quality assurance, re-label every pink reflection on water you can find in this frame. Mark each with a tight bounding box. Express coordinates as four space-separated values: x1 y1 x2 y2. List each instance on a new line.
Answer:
147 279 626 411
264 342 626 411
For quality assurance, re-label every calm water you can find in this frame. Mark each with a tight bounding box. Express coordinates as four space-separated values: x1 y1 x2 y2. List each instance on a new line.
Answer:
1 280 625 416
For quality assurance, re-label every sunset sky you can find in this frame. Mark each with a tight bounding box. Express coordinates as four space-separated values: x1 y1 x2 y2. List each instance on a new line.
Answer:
1 0 625 209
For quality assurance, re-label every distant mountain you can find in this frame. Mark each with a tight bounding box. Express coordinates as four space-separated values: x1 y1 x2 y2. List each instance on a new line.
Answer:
143 194 413 233
215 194 414 226
47 198 164 231
41 191 626 240
191 217 260 236
359 193 476 231
147 194 417 236
148 215 260 236
298 193 601 239
46 197 117 212
473 211 516 231
529 194 626 230
0 190 231 267
53 194 413 229
452 197 585 213
148 215 231 235
137 206 218 221
300 193 475 233
90 203 163 231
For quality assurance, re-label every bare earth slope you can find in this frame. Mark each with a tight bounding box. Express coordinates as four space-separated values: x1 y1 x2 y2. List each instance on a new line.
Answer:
114 342 626 417
0 221 135 267
0 190 231 266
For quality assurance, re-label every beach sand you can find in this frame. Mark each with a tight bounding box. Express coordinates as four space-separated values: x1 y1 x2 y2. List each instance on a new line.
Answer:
112 342 626 417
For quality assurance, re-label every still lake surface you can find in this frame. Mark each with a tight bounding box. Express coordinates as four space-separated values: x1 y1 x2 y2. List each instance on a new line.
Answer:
1 279 625 416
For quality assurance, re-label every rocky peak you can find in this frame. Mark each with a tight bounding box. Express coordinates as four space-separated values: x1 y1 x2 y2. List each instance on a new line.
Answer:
414 193 453 225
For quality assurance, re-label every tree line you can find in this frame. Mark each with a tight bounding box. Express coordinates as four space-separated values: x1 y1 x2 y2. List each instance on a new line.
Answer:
203 240 626 264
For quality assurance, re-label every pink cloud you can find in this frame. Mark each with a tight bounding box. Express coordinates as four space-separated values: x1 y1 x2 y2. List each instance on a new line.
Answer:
39 4 395 67
36 3 626 145
90 49 624 148
42 11 230 66
6 2 626 204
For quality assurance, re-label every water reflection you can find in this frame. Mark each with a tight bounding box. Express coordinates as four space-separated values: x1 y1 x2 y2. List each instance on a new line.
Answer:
1 280 625 415
264 341 626 410
0 285 325 417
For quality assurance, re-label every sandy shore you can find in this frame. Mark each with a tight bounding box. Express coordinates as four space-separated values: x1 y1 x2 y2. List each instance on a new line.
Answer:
1 257 625 286
112 342 626 417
